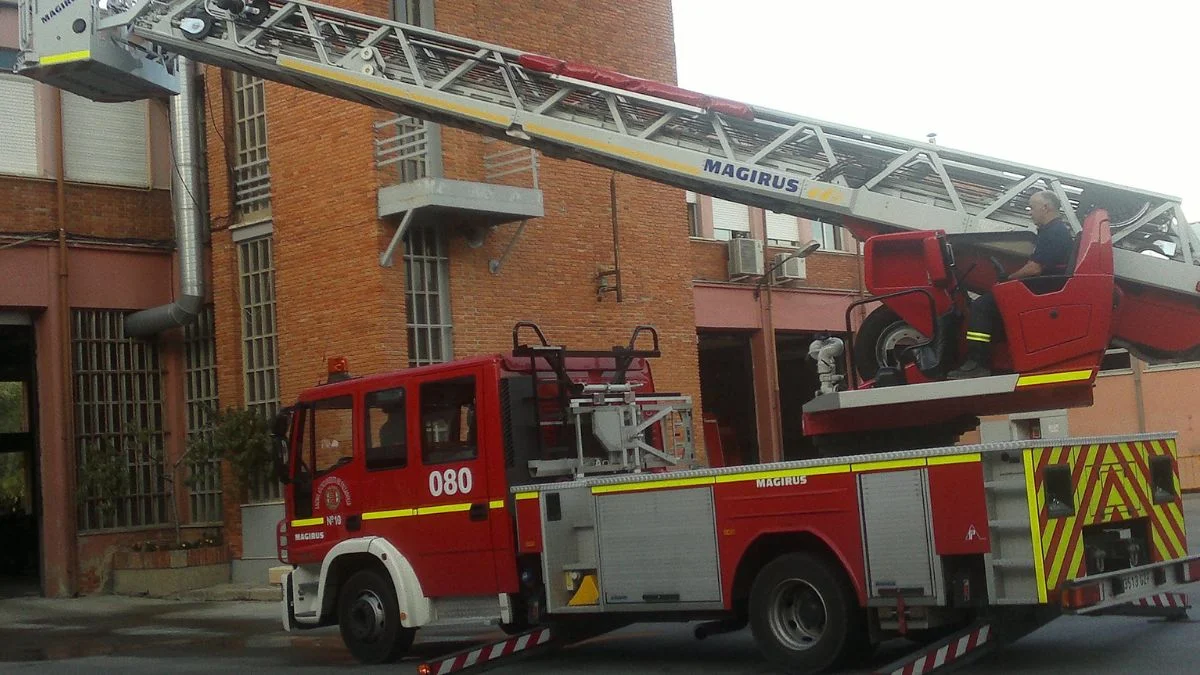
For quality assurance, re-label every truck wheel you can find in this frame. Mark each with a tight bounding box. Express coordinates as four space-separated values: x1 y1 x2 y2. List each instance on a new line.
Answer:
853 306 923 380
337 568 416 664
749 552 863 674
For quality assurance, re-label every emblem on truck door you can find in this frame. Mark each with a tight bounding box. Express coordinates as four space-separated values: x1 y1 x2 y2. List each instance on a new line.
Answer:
313 476 352 510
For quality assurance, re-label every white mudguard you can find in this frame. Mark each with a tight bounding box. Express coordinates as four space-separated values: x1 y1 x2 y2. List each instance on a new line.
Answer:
284 537 432 629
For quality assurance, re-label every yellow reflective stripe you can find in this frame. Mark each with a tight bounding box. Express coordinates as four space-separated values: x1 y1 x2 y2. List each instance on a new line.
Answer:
965 332 991 343
417 503 472 516
1016 370 1093 387
1023 451 1049 603
927 453 982 466
515 492 539 501
362 508 415 521
852 458 926 472
290 517 323 528
591 476 714 494
524 122 700 176
714 464 851 484
40 50 91 66
278 56 509 126
489 500 505 509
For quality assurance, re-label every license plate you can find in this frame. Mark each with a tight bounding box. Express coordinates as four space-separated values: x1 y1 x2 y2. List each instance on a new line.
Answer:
1121 570 1153 594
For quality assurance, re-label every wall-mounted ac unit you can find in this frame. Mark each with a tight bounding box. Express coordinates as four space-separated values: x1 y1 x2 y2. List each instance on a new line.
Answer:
727 237 764 277
772 252 807 283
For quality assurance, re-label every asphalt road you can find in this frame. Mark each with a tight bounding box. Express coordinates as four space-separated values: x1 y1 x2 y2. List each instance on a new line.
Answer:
1 594 1198 674
1 494 1196 674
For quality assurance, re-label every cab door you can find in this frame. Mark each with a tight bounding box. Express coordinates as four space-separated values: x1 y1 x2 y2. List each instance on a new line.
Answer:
287 394 360 564
406 369 502 597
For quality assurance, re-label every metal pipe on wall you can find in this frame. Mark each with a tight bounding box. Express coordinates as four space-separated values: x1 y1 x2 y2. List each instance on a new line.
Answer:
125 56 205 337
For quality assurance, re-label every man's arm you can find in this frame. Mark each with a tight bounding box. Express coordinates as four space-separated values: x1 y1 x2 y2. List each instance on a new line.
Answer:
1009 260 1044 280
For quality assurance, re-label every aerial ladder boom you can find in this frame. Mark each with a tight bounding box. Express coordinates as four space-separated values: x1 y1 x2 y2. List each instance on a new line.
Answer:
15 0 1200 361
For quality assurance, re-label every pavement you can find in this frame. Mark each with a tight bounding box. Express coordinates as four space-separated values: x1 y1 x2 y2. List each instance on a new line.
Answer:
0 495 1194 673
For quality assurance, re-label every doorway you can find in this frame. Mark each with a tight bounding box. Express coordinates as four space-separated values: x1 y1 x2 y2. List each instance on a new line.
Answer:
697 332 758 465
0 324 40 597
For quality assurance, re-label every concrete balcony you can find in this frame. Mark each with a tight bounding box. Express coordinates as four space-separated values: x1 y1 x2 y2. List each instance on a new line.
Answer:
375 116 543 231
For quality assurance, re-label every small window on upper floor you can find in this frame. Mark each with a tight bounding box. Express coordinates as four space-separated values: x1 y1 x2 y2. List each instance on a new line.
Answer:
365 387 408 471
686 191 701 237
712 198 750 241
1100 349 1132 374
421 376 477 465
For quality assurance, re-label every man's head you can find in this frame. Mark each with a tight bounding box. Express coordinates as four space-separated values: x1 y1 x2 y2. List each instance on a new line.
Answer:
1029 190 1062 227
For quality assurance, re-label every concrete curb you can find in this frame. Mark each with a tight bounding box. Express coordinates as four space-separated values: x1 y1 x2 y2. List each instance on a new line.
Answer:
170 583 281 602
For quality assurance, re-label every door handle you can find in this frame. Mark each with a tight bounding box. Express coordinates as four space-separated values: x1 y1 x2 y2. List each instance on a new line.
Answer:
469 503 488 521
346 514 362 532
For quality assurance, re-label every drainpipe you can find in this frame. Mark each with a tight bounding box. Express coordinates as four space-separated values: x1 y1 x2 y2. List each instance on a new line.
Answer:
125 57 205 337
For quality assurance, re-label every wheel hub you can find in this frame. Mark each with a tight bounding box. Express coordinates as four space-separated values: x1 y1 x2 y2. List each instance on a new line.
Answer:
768 579 828 651
349 590 387 642
876 322 924 368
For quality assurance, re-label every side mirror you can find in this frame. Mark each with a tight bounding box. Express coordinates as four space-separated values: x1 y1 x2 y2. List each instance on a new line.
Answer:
273 437 292 486
271 407 293 438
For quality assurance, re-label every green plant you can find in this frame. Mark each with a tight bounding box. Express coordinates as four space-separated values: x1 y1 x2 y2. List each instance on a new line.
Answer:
186 405 275 496
76 435 135 521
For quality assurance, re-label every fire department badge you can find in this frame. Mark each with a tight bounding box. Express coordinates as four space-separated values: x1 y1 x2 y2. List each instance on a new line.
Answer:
323 484 342 511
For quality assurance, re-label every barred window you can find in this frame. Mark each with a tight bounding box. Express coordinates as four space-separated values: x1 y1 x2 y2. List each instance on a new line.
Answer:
405 224 453 367
185 306 222 523
72 310 167 530
231 72 271 218
238 237 282 501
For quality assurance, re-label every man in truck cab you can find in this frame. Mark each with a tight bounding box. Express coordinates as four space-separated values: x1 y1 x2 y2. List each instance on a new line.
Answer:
946 190 1074 379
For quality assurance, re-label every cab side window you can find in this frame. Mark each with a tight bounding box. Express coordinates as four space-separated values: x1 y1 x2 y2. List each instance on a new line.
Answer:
311 395 354 475
421 376 477 465
365 387 408 471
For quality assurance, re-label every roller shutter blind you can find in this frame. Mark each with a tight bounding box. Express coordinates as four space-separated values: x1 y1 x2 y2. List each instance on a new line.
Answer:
62 91 149 186
0 76 40 177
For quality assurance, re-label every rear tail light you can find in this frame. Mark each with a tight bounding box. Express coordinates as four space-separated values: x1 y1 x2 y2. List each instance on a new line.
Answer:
1062 583 1102 610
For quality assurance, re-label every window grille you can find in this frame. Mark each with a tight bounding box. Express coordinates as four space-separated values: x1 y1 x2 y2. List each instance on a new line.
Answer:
231 72 271 218
72 310 167 530
238 236 282 501
184 305 222 522
405 225 453 367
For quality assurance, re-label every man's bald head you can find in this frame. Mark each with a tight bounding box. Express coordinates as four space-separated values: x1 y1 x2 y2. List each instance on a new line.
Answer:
1029 190 1062 227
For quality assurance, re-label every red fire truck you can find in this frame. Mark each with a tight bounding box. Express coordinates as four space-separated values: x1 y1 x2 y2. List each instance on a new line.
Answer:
268 323 1199 674
16 1 1200 672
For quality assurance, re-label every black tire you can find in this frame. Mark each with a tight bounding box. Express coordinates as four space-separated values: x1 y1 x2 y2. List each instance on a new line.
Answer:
337 568 416 664
748 552 866 674
853 306 923 381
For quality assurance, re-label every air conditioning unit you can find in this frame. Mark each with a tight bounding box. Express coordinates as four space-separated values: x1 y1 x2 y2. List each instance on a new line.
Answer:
727 237 764 278
772 252 807 283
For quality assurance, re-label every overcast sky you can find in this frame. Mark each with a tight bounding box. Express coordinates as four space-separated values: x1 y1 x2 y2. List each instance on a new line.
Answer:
671 0 1199 220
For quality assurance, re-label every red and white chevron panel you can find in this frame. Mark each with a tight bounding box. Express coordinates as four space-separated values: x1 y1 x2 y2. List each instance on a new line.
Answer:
1134 593 1189 609
883 623 992 675
422 627 553 675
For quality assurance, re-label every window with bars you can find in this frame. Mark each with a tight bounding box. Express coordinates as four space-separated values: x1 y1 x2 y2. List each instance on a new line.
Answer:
72 310 168 530
231 72 271 218
185 306 222 523
237 237 283 501
405 225 453 367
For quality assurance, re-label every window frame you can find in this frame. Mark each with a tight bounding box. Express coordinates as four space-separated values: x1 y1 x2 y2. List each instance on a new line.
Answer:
364 386 410 472
308 394 355 477
419 375 479 466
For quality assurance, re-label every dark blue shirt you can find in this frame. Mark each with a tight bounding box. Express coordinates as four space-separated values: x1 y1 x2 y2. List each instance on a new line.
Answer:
1029 218 1072 274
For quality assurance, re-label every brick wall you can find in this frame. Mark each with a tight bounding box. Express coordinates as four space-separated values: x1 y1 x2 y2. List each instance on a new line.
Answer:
205 1 705 559
0 176 171 240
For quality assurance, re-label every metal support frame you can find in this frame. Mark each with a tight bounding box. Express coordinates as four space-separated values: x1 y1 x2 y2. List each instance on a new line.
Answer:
379 209 413 267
